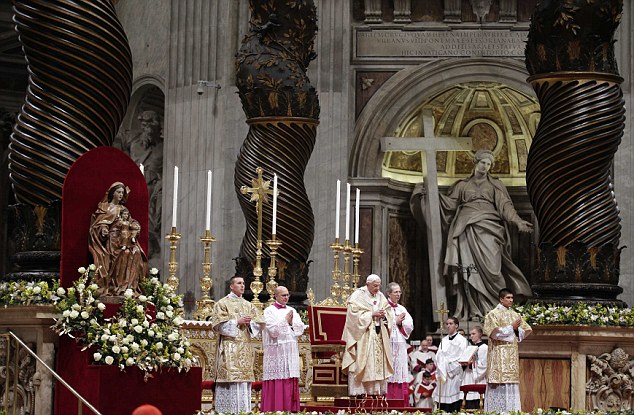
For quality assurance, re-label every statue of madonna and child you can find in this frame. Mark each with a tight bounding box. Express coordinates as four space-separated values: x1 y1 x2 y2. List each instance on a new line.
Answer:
411 149 534 320
88 182 148 297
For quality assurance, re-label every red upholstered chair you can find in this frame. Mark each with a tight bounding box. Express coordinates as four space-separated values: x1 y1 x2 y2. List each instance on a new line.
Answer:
252 381 263 412
201 380 215 407
460 384 487 411
307 304 348 400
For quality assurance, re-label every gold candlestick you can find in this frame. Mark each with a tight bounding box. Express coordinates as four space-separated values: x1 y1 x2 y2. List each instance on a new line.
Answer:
341 239 352 302
328 238 343 305
251 240 265 308
166 227 181 291
265 235 282 305
352 243 364 290
193 229 216 320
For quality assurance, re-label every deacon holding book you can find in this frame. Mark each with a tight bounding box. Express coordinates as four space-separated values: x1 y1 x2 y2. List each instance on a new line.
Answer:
385 282 414 405
433 317 469 412
342 274 394 397
261 286 306 412
210 276 264 413
483 288 532 412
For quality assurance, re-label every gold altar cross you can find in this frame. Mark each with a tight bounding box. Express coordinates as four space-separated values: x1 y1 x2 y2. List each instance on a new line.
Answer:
240 166 274 242
435 301 449 332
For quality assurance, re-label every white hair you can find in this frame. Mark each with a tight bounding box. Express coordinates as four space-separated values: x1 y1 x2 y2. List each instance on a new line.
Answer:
366 274 381 284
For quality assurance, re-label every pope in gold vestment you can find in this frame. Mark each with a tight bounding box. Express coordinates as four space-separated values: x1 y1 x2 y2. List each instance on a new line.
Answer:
483 302 531 411
342 275 394 396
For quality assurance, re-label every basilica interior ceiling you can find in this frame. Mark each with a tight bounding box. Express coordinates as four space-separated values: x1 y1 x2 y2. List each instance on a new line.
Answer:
382 82 541 186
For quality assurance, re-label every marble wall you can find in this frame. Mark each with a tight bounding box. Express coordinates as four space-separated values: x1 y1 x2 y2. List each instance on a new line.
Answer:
114 0 634 310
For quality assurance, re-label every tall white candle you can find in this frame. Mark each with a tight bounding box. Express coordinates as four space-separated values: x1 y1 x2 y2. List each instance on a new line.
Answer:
335 180 341 239
205 170 212 231
171 166 179 228
355 188 360 244
139 163 144 176
345 183 351 241
272 174 278 235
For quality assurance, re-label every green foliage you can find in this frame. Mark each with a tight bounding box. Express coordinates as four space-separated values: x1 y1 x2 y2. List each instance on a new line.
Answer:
515 303 634 327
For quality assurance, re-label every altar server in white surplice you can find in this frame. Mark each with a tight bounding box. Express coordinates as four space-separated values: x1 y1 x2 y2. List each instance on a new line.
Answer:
462 325 488 409
433 316 469 412
261 286 306 412
385 282 414 405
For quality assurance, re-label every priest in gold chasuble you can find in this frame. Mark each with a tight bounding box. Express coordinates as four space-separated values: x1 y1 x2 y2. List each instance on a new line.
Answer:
483 288 532 412
210 276 264 413
342 274 394 396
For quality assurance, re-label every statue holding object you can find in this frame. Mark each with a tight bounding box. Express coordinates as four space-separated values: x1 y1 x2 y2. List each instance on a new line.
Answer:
89 182 148 296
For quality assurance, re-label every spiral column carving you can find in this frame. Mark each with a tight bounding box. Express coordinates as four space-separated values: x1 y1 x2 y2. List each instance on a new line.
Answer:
9 0 132 206
234 0 319 302
525 0 625 304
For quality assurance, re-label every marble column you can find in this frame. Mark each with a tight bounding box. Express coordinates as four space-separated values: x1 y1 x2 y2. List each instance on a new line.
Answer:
444 0 462 23
394 0 412 24
364 0 383 24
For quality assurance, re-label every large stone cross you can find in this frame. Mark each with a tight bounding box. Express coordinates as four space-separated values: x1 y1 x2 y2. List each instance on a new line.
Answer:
380 110 471 321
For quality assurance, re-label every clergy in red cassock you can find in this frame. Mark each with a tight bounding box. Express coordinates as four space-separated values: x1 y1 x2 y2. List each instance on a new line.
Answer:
261 286 306 412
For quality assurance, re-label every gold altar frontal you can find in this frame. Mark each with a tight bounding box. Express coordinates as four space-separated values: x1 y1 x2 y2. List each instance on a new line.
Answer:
181 320 314 404
519 325 634 412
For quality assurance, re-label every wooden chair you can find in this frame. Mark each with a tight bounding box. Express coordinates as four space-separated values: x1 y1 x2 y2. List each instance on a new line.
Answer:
307 304 348 401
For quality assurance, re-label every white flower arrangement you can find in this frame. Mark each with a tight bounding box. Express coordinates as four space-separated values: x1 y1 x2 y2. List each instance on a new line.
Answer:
515 303 634 327
51 266 195 376
0 280 62 306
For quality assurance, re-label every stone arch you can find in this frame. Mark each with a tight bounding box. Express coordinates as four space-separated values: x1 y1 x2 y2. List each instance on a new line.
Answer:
351 58 535 178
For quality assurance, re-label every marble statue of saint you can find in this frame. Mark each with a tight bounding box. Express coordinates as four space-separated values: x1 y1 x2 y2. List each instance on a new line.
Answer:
88 182 148 296
411 149 533 320
115 110 163 262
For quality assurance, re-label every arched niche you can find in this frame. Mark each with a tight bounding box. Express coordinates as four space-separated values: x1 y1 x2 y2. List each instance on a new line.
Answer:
351 58 537 179
115 75 166 269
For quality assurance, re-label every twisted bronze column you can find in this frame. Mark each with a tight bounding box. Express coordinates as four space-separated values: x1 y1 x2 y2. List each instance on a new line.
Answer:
6 0 132 282
10 0 132 206
234 0 319 304
525 0 625 304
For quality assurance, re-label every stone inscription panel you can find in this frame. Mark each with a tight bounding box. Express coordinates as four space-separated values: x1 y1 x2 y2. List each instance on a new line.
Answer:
356 29 527 58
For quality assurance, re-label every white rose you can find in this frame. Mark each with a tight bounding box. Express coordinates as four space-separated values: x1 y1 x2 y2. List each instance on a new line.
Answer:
167 333 178 341
124 289 134 299
126 357 135 366
109 335 116 343
97 303 106 311
167 305 174 311
136 305 144 313
143 320 150 328
89 264 96 271
156 342 163 350
101 334 109 341
112 345 121 354
33 286 41 294
90 284 98 291
93 352 102 362
156 312 165 320
121 337 130 345
131 343 140 351
77 283 85 291
150 268 159 275
104 356 114 365
126 335 135 342
139 295 147 302
71 304 81 311
69 310 79 319
165 310 174 318
148 330 155 337
173 352 181 361
121 346 129 354
62 310 70 318
173 317 184 325
131 318 139 326
57 287 66 296
140 339 148 347
80 311 89 319
90 319 97 325
155 332 162 339
134 326 143 334
77 267 86 274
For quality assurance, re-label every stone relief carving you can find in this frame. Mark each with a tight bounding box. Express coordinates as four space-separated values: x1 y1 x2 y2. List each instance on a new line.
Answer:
0 338 37 413
587 348 634 410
